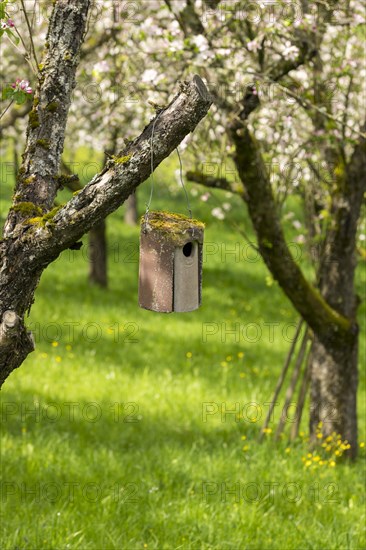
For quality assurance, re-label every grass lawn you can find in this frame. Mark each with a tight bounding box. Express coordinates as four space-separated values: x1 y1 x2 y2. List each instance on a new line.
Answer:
0 150 365 549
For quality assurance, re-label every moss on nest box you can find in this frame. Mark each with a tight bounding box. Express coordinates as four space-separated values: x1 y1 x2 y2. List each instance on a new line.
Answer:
141 210 204 246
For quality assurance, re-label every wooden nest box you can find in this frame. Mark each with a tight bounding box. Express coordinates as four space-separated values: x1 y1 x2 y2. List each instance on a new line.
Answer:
138 211 204 313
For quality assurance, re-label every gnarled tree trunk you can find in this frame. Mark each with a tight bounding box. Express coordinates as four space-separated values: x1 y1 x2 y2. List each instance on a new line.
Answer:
309 336 358 452
189 117 364 459
0 0 212 388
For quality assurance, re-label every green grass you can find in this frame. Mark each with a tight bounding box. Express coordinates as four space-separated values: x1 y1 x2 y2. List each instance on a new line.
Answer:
0 150 365 549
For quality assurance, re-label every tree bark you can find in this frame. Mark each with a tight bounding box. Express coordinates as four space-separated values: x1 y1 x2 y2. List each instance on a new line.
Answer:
309 336 358 456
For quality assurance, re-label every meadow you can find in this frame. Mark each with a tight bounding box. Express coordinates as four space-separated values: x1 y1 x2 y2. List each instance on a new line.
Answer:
0 150 365 549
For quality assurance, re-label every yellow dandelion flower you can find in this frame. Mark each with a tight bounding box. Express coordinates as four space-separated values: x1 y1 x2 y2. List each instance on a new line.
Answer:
51 341 59 347
360 442 365 448
319 460 325 466
239 373 246 378
238 352 244 358
226 355 232 361
186 352 192 359
41 353 48 359
316 433 323 439
55 356 62 363
66 344 72 351
285 447 291 454
305 460 312 467
325 445 332 452
241 435 247 441
312 456 320 462
220 361 228 368
329 460 336 467
242 445 249 452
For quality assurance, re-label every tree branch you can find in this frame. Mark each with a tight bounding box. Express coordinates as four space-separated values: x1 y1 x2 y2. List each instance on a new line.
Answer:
0 76 212 319
32 77 211 255
186 169 245 197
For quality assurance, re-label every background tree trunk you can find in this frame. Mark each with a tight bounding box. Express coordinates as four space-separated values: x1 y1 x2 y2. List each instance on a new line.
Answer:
309 336 358 455
124 192 138 226
88 219 108 287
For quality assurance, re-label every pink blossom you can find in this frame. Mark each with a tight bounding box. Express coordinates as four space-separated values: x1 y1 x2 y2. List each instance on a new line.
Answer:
1 18 15 29
11 79 33 94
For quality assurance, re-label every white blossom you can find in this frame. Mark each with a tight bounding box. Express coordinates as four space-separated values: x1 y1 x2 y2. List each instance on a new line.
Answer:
211 207 225 220
141 69 159 83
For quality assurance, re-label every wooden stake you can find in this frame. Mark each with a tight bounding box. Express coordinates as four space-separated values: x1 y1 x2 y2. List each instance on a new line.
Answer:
258 320 303 441
290 339 312 440
275 328 309 440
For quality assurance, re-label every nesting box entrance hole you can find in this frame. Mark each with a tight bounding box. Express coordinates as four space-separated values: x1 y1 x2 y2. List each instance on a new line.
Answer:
183 242 193 257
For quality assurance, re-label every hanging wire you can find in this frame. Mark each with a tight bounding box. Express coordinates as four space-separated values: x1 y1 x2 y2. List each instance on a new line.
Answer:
145 109 193 220
145 112 161 220
176 146 192 219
